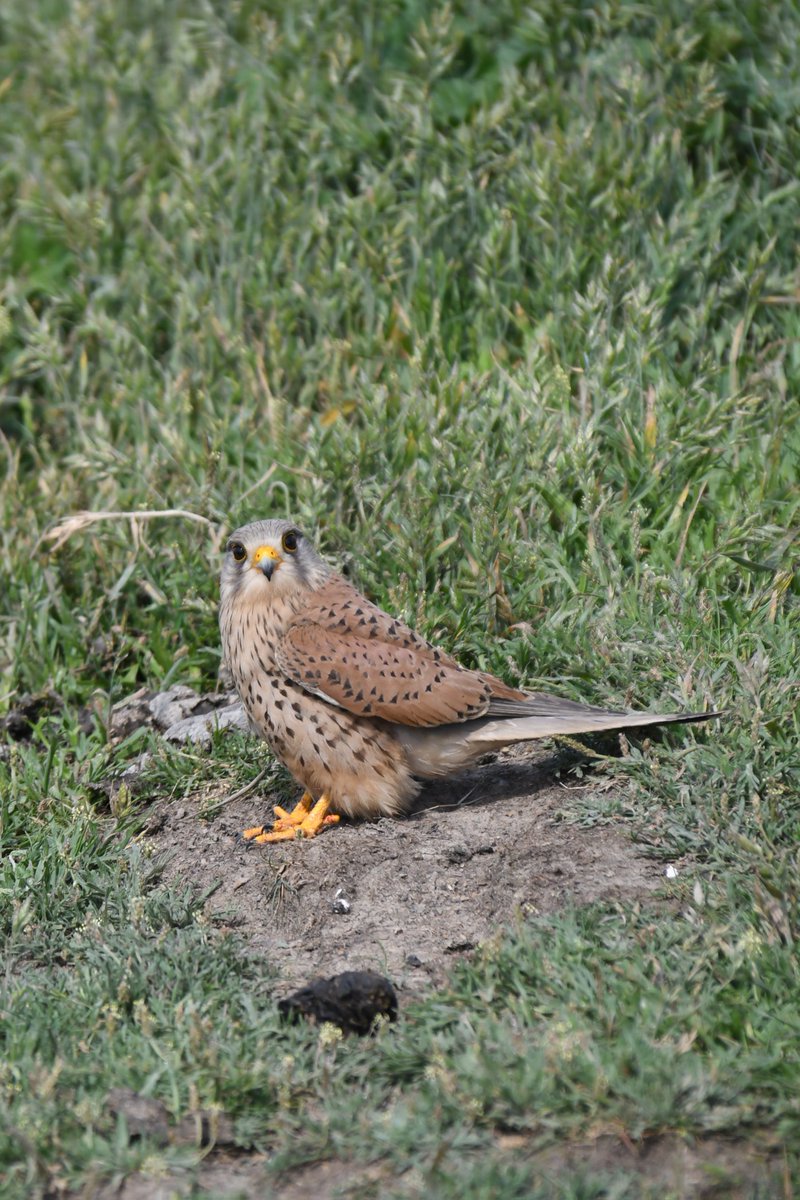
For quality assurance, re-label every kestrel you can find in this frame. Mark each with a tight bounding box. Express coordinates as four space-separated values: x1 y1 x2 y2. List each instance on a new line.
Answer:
219 519 715 842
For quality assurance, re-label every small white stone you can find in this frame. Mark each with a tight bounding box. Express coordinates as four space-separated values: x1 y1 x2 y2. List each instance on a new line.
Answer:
665 865 678 879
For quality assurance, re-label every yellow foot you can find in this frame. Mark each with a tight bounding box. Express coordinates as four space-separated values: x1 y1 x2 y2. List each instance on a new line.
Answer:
243 793 340 843
243 790 312 839
272 790 314 829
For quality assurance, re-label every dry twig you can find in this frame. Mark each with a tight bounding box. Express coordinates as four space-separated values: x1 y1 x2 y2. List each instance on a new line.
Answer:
39 509 219 553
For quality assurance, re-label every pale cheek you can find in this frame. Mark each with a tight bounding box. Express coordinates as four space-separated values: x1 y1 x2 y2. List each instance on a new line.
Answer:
272 573 302 599
219 570 244 608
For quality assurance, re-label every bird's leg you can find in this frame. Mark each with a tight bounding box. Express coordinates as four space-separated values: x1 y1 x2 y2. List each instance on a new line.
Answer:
298 794 339 838
243 792 340 843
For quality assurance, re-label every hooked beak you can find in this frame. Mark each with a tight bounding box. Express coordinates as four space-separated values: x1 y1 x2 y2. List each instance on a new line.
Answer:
252 544 282 581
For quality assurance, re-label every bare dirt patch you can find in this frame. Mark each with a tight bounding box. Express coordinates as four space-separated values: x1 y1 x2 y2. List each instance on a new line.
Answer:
111 702 740 1200
145 741 665 996
111 726 777 1200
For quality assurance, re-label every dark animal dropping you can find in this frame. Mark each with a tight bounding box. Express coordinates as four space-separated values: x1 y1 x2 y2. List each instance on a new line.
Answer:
278 971 398 1034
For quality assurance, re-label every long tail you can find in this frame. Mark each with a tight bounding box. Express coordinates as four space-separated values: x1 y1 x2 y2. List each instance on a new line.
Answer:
397 696 720 778
479 692 720 742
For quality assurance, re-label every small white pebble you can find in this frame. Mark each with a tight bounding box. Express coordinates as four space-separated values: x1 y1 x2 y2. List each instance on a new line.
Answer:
665 865 678 879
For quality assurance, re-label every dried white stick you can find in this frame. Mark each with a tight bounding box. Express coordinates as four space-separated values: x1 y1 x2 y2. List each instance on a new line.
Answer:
40 508 218 552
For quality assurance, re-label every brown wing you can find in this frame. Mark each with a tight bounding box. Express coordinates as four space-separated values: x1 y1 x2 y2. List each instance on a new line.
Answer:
275 576 525 728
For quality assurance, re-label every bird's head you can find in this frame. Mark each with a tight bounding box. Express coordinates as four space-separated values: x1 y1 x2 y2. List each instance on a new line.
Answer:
220 519 330 609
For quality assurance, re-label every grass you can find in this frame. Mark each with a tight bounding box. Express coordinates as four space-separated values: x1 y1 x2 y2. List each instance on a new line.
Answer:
1 0 799 1195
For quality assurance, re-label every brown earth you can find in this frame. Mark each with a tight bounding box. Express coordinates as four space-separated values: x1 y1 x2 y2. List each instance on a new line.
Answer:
95 699 780 1199
145 741 665 996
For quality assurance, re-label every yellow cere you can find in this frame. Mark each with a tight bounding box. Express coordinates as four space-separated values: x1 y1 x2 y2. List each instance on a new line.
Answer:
252 544 282 568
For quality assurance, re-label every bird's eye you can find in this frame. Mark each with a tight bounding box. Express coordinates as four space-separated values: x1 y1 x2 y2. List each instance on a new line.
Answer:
229 541 247 563
282 530 300 553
